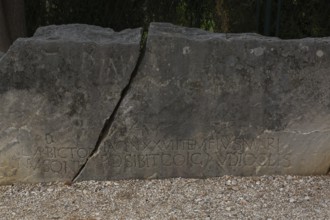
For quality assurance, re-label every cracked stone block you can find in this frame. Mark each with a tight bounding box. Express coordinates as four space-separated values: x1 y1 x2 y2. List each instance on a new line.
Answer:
0 24 142 184
77 23 330 181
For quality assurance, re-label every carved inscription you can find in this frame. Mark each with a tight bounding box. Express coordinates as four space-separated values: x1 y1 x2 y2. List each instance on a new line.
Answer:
214 136 291 168
100 135 292 170
100 152 209 168
7 133 292 177
15 133 92 174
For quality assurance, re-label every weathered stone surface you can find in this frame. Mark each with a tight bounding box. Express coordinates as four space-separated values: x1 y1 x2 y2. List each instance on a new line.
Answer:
0 24 142 184
0 51 4 58
77 23 330 180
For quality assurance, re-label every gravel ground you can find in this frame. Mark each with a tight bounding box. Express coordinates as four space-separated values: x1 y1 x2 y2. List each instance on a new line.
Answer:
0 175 329 220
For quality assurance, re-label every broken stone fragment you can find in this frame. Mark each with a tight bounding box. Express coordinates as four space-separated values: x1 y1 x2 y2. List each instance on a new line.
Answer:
77 23 330 181
0 24 142 185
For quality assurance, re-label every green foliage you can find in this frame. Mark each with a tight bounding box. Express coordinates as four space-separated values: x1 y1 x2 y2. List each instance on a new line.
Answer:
25 0 216 35
25 0 330 39
279 0 330 38
26 0 145 35
215 0 258 33
214 0 330 38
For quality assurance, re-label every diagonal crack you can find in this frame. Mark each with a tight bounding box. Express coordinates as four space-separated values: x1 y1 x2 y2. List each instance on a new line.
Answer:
72 30 147 183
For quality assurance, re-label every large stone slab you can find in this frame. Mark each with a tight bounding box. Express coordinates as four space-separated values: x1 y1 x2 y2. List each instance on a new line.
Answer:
77 23 330 180
0 24 142 184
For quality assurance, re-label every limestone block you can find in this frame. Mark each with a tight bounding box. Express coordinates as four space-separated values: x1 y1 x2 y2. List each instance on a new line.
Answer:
77 23 330 180
0 24 141 184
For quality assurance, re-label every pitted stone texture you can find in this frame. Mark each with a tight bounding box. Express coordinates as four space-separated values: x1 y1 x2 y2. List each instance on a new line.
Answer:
0 24 142 184
77 23 330 181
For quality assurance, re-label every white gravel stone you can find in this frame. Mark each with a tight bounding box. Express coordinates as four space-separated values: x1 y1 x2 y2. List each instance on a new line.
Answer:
0 175 329 219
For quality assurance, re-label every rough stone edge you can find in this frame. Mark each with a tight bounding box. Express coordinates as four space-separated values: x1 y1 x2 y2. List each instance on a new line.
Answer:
149 22 330 42
32 24 142 44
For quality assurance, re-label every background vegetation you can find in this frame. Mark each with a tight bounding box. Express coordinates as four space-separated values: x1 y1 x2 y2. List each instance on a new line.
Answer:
24 0 330 39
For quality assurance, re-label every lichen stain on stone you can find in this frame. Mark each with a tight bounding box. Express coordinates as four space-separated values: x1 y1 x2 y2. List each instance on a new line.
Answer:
316 50 324 57
182 46 191 55
250 47 265 56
